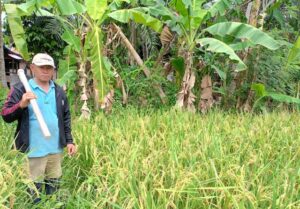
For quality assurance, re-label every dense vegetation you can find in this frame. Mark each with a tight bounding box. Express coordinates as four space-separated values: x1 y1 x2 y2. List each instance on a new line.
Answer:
1 0 299 115
1 109 299 208
0 1 300 208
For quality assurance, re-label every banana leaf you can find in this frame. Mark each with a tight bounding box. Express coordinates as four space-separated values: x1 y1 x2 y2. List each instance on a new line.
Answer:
61 27 81 53
205 22 281 50
169 0 189 16
207 0 242 17
88 26 108 102
85 0 107 20
269 93 300 104
108 8 163 33
191 0 207 30
196 38 246 70
287 36 300 65
55 0 85 16
4 4 29 60
252 83 300 110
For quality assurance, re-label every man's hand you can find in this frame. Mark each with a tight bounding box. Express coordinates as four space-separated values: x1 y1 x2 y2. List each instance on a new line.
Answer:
67 143 76 156
20 92 37 108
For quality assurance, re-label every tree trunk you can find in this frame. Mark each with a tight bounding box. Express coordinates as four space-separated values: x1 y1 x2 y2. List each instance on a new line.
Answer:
114 72 127 105
248 0 260 26
112 23 167 104
78 61 91 119
176 50 196 112
129 21 136 66
0 2 7 88
242 0 262 111
155 26 174 69
235 0 261 110
198 75 213 113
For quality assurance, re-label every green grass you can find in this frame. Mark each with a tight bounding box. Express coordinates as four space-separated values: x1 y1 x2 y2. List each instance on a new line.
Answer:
1 108 299 208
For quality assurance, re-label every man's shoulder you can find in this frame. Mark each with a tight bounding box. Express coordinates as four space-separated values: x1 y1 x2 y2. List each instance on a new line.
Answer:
12 82 25 92
54 82 66 95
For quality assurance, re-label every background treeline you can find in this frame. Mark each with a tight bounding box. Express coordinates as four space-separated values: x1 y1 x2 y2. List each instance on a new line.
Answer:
0 0 299 116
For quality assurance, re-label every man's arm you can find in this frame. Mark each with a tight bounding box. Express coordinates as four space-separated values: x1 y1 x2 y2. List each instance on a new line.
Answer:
1 87 24 123
2 85 36 123
62 94 73 144
62 93 76 155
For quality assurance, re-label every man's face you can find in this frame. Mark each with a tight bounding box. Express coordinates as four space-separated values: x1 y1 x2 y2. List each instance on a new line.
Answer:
31 64 54 83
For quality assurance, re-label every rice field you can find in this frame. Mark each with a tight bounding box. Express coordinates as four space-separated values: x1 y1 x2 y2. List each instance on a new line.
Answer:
0 108 299 209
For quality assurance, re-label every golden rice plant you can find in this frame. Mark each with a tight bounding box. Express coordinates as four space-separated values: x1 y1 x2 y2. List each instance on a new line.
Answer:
1 108 299 208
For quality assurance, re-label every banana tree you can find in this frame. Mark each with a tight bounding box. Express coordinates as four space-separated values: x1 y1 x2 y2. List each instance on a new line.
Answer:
251 83 300 112
65 0 168 110
5 0 91 118
287 36 300 67
5 0 167 117
145 0 281 111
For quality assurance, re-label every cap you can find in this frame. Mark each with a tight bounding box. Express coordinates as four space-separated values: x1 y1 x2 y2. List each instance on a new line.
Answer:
32 53 56 68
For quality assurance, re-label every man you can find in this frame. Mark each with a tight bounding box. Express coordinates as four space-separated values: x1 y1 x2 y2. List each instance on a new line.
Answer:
1 53 76 203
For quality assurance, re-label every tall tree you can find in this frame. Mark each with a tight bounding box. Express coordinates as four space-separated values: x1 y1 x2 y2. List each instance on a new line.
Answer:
0 1 7 87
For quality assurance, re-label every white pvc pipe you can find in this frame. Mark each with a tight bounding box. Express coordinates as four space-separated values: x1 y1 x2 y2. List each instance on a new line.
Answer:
17 69 51 138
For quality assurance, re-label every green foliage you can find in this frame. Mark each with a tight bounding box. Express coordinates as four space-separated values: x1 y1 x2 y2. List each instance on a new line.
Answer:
116 63 177 108
55 0 86 15
57 46 77 82
171 56 185 86
4 0 59 60
287 36 300 66
206 0 243 17
89 26 111 103
149 1 281 96
266 0 299 32
251 83 300 111
196 37 246 70
205 22 281 51
138 24 160 59
61 26 81 53
0 86 9 108
4 4 29 60
85 0 107 20
3 0 300 112
108 8 163 33
242 30 300 111
56 46 78 106
22 15 66 62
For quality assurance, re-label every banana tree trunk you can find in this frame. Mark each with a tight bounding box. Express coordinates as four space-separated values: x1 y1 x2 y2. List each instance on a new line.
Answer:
235 0 261 110
129 21 137 66
243 8 268 111
115 72 127 105
198 75 213 113
176 50 196 111
112 23 167 104
78 61 91 119
0 3 7 87
100 89 114 114
249 0 260 26
243 0 262 111
155 26 174 68
103 27 128 106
